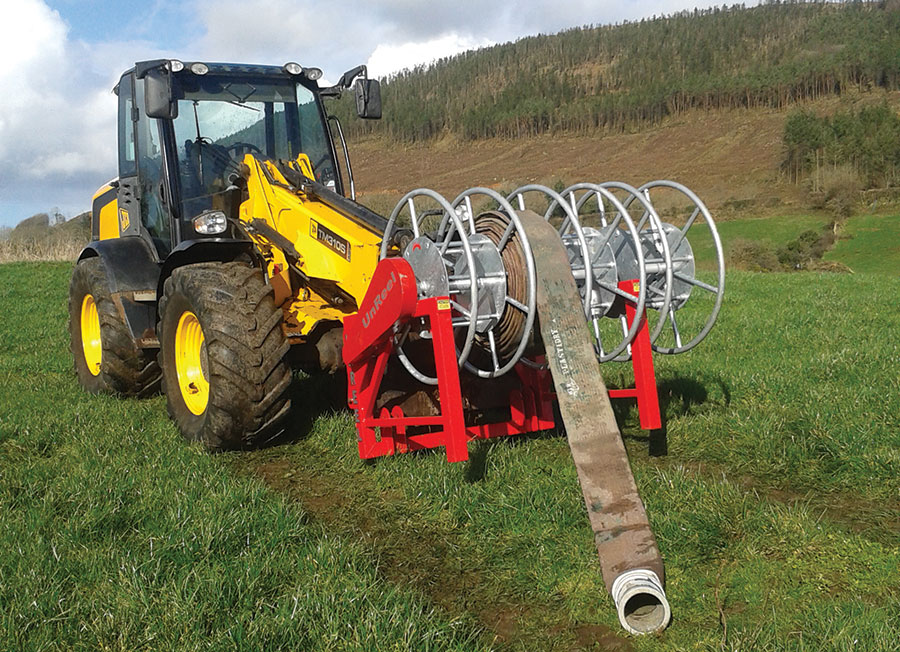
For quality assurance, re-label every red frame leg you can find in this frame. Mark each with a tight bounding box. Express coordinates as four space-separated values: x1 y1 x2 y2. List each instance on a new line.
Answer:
607 280 662 431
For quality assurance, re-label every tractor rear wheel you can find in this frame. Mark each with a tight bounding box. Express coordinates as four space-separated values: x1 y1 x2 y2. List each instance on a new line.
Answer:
157 262 292 451
68 257 161 396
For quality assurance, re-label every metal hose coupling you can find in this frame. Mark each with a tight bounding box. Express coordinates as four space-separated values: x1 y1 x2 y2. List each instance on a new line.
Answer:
611 568 672 635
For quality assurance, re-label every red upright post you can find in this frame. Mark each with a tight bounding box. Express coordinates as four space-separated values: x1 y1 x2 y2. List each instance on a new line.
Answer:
607 280 662 431
421 297 469 463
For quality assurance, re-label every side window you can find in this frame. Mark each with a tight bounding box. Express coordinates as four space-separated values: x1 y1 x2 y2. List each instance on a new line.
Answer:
296 92 336 187
117 75 136 178
134 79 171 255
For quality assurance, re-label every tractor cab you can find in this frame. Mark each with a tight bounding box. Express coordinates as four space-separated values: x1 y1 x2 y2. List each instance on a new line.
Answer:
103 59 380 259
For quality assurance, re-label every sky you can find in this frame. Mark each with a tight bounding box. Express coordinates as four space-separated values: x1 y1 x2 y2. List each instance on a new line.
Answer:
0 0 754 228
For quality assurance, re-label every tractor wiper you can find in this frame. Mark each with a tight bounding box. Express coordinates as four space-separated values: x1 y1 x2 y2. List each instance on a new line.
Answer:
226 101 259 112
192 102 204 181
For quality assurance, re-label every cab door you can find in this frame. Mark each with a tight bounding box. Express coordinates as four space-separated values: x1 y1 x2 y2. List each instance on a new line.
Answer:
133 77 173 257
116 72 175 258
116 72 142 240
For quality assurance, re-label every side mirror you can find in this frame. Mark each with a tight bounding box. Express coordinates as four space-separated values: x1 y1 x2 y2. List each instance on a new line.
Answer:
354 78 381 120
144 68 178 120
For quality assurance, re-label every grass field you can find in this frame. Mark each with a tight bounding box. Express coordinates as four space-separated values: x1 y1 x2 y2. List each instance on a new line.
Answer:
1 248 898 650
691 210 900 276
824 213 900 275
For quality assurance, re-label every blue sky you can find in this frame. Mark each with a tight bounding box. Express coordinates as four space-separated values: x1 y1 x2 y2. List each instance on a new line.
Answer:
0 0 751 229
47 0 199 43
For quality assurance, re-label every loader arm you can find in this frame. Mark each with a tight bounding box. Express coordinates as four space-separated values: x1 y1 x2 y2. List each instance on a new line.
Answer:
239 154 385 337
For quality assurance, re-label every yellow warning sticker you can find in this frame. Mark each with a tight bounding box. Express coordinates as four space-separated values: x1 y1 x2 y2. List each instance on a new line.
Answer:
632 281 641 293
118 208 130 232
437 299 451 311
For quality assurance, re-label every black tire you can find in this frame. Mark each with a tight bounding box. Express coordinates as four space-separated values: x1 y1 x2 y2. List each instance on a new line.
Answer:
157 262 292 451
68 257 161 396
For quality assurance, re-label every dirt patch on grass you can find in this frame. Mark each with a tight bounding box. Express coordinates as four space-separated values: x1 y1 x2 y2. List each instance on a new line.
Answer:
243 455 634 651
759 485 900 545
572 624 635 652
645 456 900 545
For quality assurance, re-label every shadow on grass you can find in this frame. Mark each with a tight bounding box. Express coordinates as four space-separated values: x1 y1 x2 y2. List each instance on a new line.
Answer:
658 373 731 413
261 370 731 473
617 373 731 456
464 425 565 484
259 371 348 449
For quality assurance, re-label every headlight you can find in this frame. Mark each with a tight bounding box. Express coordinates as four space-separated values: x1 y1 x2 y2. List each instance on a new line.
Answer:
283 62 303 75
190 62 209 75
169 59 185 72
304 67 323 81
193 210 227 235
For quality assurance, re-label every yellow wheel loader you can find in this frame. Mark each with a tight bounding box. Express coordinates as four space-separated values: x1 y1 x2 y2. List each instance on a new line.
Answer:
69 59 386 449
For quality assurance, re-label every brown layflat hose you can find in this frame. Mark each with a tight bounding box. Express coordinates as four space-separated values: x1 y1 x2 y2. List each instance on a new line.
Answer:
516 209 671 635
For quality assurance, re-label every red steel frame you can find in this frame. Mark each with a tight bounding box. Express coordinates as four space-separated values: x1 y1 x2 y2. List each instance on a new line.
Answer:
343 260 660 463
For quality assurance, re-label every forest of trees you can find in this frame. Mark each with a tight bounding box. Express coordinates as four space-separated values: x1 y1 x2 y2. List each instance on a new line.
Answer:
782 103 900 188
330 1 900 143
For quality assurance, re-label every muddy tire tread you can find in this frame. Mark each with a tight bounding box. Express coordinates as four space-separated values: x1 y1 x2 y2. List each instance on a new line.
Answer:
158 262 291 450
68 257 161 396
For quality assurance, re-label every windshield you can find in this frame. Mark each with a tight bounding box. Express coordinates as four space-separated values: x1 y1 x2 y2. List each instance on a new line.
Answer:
171 74 336 219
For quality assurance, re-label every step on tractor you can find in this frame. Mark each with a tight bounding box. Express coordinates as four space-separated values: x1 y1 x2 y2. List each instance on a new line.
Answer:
69 59 725 635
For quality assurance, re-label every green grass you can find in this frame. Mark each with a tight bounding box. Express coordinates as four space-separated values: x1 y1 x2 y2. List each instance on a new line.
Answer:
712 213 830 247
687 212 830 271
824 212 900 275
692 210 900 275
2 262 899 650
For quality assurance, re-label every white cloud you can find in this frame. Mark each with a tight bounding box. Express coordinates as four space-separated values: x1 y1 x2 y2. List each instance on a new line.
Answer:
193 0 383 78
0 1 114 223
0 1 171 224
366 33 493 79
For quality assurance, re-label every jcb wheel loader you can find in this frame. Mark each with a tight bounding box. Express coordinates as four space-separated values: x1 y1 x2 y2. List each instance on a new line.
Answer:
69 59 385 449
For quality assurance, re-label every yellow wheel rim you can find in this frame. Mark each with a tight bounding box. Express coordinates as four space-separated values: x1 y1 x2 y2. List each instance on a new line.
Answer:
174 311 209 415
81 294 102 376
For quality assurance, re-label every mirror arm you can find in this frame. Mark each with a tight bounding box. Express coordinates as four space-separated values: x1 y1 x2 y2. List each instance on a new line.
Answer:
320 86 343 98
338 65 367 89
320 64 370 100
135 59 169 80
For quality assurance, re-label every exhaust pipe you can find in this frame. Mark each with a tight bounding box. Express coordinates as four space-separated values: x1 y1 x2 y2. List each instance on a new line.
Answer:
611 569 672 635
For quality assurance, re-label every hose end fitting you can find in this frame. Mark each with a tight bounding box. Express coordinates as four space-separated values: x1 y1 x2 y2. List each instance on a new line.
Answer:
611 569 671 635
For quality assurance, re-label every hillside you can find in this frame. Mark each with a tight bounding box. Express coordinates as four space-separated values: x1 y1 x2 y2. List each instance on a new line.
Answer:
350 90 900 215
0 211 90 262
333 1 900 143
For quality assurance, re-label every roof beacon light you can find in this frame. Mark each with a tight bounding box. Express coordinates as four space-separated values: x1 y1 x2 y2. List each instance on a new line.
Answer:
304 67 323 81
169 59 185 72
283 62 303 75
190 62 209 75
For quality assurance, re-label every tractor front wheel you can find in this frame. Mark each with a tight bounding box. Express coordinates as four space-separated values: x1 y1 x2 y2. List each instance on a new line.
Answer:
158 262 292 451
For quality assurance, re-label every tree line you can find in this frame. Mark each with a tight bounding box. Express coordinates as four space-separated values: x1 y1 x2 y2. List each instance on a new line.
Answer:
782 103 900 189
329 1 900 142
